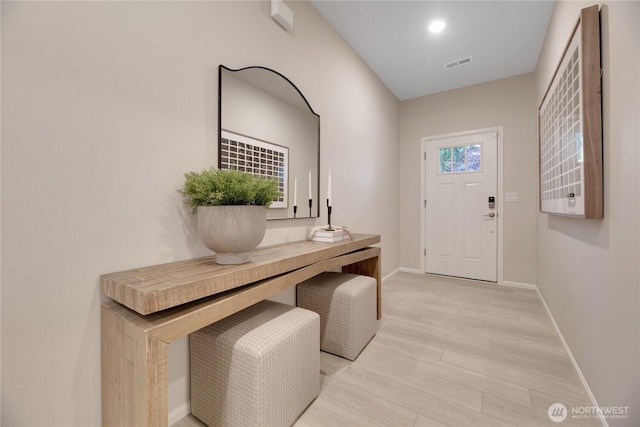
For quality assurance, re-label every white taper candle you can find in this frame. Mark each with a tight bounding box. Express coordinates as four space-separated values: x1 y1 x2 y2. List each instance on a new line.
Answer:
327 169 332 207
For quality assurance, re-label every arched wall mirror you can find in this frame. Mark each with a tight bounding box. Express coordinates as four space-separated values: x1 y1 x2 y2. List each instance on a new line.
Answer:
218 65 320 220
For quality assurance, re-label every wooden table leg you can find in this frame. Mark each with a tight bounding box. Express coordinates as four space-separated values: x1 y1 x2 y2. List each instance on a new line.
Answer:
342 251 382 319
102 306 168 426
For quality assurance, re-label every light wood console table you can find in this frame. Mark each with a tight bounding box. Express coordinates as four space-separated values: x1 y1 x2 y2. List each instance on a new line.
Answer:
100 233 381 426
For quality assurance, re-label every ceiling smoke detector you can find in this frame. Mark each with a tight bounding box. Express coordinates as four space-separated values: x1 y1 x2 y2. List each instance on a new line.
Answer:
444 56 473 70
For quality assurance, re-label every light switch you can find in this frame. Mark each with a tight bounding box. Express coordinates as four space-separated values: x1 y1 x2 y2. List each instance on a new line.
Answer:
505 192 518 202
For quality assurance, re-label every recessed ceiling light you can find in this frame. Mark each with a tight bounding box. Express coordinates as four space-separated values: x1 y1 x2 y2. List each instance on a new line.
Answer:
428 20 446 33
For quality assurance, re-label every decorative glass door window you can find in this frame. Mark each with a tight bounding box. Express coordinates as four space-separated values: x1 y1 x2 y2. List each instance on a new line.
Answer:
439 144 481 174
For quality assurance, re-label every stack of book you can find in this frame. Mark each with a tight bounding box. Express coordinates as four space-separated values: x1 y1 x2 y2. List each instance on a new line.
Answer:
311 228 350 242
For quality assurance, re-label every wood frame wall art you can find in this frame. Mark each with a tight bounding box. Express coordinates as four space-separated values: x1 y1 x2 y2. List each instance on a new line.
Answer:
538 4 602 219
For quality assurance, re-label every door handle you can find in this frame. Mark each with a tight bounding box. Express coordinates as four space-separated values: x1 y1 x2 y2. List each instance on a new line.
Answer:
483 212 496 218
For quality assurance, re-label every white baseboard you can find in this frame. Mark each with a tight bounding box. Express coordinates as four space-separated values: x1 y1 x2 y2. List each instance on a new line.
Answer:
395 267 423 275
499 280 537 290
535 288 608 427
382 267 400 281
168 402 191 426
383 267 417 281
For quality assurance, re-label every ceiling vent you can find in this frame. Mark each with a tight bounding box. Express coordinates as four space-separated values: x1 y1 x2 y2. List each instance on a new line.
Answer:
444 56 473 70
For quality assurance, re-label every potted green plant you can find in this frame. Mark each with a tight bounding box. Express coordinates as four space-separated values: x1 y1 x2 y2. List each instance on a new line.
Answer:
180 167 279 264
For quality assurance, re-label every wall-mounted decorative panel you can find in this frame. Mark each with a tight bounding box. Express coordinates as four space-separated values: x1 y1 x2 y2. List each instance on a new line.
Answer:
539 5 602 219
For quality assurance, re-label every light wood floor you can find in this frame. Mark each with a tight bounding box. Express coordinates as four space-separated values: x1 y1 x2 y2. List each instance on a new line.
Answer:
174 271 598 427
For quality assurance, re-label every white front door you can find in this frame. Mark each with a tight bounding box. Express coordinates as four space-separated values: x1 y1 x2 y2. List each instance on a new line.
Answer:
424 131 498 282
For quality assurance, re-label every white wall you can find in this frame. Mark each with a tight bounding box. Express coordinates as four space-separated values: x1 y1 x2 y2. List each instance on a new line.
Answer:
0 1 400 425
399 73 538 285
535 1 640 425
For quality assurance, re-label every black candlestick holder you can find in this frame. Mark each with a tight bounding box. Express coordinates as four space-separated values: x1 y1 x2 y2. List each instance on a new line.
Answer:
326 199 334 231
293 205 297 219
308 199 313 218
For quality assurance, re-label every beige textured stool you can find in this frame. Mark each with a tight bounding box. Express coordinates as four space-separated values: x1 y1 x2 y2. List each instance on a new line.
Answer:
190 300 320 427
296 272 377 361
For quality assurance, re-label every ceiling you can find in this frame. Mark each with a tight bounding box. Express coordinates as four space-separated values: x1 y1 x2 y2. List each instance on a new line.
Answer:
310 0 555 101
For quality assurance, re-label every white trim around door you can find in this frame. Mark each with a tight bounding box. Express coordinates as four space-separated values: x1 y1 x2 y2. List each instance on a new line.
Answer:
420 126 504 284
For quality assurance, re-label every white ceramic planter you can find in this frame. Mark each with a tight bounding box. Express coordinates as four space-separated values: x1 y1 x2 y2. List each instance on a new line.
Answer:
197 205 267 264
